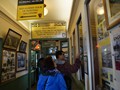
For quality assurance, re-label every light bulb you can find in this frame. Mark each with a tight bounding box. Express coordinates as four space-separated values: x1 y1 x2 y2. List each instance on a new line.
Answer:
44 7 48 16
97 7 104 15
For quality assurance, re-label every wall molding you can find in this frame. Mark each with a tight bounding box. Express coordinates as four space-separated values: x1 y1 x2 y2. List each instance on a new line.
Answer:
0 7 30 34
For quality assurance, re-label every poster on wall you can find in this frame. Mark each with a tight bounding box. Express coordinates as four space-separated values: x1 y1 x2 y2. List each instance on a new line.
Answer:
110 25 120 90
97 21 109 41
101 44 112 68
1 49 16 82
111 27 120 70
19 40 27 52
16 52 26 72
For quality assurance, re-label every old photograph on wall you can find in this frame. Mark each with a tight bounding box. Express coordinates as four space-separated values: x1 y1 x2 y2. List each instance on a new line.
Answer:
101 44 112 68
16 52 26 72
109 22 120 90
3 29 22 50
1 49 16 82
19 40 27 52
112 28 120 70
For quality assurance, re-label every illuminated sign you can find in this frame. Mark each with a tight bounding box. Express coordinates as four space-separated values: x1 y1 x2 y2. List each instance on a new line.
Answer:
31 22 67 38
17 0 44 20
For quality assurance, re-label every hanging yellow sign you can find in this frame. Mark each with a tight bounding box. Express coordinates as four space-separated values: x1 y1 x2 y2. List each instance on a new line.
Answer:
31 22 67 39
17 0 44 20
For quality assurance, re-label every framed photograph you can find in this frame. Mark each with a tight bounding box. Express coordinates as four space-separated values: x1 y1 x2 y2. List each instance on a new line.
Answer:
1 49 16 83
62 47 68 59
61 41 68 47
103 0 120 29
48 47 58 54
62 48 68 53
101 45 112 68
16 52 26 72
3 28 22 50
19 40 27 52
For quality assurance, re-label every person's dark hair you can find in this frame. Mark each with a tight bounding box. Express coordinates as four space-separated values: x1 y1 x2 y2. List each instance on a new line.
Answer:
38 56 55 73
37 58 44 67
44 56 55 71
55 50 63 59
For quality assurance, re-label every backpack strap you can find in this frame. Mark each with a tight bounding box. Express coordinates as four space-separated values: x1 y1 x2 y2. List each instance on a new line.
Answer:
44 77 48 89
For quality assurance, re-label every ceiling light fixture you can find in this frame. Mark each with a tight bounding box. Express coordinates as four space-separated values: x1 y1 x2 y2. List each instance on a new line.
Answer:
97 6 104 15
44 4 48 16
97 2 104 15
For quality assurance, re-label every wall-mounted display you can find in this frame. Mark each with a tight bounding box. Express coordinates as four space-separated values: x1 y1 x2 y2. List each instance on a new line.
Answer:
1 49 16 83
110 26 120 90
111 28 120 71
61 41 68 47
103 0 120 29
97 21 109 41
16 52 26 72
47 47 58 54
3 29 22 50
101 44 112 68
19 40 27 52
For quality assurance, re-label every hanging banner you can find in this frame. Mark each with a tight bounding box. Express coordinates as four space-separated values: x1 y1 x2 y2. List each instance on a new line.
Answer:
31 22 67 39
17 0 44 20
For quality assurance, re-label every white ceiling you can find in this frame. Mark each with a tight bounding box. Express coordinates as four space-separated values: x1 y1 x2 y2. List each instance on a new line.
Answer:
0 0 73 31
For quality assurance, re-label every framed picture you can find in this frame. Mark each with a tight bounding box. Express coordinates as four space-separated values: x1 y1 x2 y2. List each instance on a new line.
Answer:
62 48 68 53
1 49 16 83
3 29 22 50
103 0 120 29
47 47 58 54
16 52 26 72
19 40 27 52
61 41 68 47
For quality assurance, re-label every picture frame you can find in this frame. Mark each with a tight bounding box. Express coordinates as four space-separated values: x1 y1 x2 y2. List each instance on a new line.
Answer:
16 52 26 72
19 40 27 52
103 0 120 30
1 49 16 83
62 47 68 58
47 46 58 54
3 28 22 50
61 41 68 47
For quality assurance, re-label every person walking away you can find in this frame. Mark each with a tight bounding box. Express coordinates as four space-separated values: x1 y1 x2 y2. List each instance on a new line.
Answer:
37 56 67 90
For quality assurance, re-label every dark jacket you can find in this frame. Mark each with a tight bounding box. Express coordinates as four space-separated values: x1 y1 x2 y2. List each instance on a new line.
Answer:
55 58 81 75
